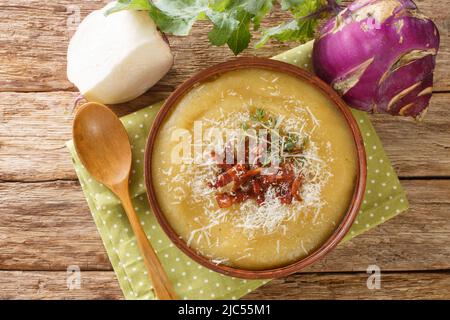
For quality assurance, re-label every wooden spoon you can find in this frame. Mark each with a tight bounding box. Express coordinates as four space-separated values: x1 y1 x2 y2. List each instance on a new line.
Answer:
73 102 178 300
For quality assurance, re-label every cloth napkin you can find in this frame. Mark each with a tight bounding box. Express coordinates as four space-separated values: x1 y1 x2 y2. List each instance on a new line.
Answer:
66 41 409 300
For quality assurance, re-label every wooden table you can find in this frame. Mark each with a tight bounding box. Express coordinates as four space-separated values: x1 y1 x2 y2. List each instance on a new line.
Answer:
1 0 449 300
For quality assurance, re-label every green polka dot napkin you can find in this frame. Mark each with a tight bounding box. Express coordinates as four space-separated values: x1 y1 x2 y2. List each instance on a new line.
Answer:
66 41 409 300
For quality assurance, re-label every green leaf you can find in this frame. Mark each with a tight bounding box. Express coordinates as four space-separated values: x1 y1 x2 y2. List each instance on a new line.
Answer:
208 0 273 52
150 0 209 36
105 0 152 15
107 0 209 36
207 10 239 45
226 10 252 55
106 0 335 55
286 0 324 17
251 108 266 122
243 0 274 30
256 19 297 47
280 0 305 11
257 0 325 48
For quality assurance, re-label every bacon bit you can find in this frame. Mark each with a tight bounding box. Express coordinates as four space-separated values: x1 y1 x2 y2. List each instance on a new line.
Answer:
213 164 247 188
291 174 303 202
209 148 303 207
252 179 262 194
216 190 251 208
260 167 294 185
280 194 293 205
275 181 292 205
251 179 266 205
233 189 252 203
279 192 293 205
232 167 262 191
216 193 234 208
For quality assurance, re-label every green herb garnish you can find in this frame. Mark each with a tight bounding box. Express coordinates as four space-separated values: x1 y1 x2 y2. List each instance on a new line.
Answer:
106 0 341 55
283 134 298 152
251 108 266 122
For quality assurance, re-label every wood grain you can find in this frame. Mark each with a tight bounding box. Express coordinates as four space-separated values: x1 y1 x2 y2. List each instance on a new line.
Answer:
244 271 450 300
0 180 109 271
0 0 449 93
1 92 449 182
0 179 449 273
0 270 448 300
0 91 166 182
0 271 122 300
1 0 450 300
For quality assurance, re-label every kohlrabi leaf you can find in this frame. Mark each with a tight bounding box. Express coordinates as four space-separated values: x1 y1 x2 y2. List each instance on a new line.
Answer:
280 0 306 11
107 0 208 36
106 0 338 55
105 0 152 15
208 0 273 52
207 10 239 45
227 10 252 55
256 19 300 47
243 0 274 30
149 0 209 36
257 0 325 48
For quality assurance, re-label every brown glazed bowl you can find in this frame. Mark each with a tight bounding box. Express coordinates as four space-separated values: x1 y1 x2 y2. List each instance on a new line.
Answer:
144 57 367 279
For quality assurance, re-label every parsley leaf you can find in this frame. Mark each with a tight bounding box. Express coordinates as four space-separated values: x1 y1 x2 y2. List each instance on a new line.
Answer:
251 108 266 122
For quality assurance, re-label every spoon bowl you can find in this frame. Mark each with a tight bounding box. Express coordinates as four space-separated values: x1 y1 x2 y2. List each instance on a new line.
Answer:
73 102 131 188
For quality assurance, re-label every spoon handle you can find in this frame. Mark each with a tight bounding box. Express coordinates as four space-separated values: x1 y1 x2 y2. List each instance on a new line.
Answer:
118 189 178 300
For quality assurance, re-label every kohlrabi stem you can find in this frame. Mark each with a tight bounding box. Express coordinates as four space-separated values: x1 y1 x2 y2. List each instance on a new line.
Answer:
299 0 342 23
327 0 344 14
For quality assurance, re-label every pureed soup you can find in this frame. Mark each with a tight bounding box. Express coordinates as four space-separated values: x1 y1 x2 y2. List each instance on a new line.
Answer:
152 68 358 270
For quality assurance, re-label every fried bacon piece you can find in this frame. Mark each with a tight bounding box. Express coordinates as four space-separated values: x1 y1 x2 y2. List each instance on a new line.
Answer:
291 174 303 202
216 190 252 208
213 164 248 188
209 150 303 208
276 182 293 205
215 193 233 208
232 167 262 191
260 164 294 185
251 179 266 205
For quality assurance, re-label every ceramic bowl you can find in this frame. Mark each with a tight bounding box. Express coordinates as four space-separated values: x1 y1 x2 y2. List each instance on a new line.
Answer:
144 57 367 279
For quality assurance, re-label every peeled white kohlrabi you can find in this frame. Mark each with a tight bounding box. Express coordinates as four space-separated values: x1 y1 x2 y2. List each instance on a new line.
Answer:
67 3 173 104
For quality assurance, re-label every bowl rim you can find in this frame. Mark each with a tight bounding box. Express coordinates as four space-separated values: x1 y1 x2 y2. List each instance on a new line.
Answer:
144 57 367 279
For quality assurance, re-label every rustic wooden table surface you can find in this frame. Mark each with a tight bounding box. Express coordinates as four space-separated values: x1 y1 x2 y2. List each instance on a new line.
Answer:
1 0 449 300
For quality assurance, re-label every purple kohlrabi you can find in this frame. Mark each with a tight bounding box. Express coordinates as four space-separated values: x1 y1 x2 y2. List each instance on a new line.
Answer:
313 0 440 117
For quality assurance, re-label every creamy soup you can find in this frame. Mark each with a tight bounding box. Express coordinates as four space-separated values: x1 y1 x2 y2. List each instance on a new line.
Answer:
152 68 358 270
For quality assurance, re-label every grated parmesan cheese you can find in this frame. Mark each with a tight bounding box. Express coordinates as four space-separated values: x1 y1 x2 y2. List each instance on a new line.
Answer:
169 106 333 242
